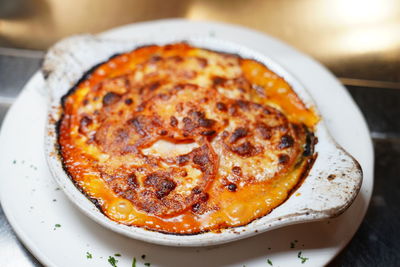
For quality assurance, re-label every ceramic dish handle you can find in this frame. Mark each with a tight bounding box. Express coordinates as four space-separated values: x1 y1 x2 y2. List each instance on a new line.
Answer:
253 123 363 229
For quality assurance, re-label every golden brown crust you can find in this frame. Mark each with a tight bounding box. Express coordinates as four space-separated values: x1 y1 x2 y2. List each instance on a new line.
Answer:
58 43 318 234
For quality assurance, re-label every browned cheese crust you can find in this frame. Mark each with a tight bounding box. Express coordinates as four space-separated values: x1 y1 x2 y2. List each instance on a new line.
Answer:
59 43 319 234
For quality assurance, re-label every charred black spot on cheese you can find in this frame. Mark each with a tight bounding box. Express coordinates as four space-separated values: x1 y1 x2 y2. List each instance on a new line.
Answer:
233 76 251 92
303 126 315 156
128 116 146 136
193 153 210 166
235 100 249 110
183 117 196 132
200 192 209 202
227 183 237 192
231 141 260 157
230 127 248 143
199 117 214 128
144 172 176 199
278 135 294 149
176 154 190 165
124 98 133 105
232 166 242 176
149 55 162 63
170 116 178 127
256 123 272 140
151 116 162 127
156 180 176 199
190 110 216 129
79 116 92 134
216 102 227 111
212 76 227 86
191 203 201 212
192 145 216 174
192 187 202 194
127 173 138 188
263 108 272 115
170 55 184 63
278 154 290 164
196 57 208 68
292 124 301 137
159 129 168 136
190 110 203 119
200 130 216 137
158 93 170 100
103 92 121 106
149 82 161 91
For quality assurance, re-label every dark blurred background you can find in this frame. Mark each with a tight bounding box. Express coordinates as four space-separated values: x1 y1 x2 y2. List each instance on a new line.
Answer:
1 0 400 266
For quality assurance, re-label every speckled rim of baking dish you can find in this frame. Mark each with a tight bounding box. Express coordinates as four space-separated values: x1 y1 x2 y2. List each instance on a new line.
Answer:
43 34 363 247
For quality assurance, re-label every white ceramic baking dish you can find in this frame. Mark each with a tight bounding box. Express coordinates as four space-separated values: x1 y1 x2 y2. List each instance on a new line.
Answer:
43 34 362 247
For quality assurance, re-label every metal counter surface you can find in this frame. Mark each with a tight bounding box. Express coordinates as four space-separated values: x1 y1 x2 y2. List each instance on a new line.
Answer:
1 0 400 84
0 50 398 267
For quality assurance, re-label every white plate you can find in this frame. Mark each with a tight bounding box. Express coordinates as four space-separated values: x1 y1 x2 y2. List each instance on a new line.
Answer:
0 19 373 266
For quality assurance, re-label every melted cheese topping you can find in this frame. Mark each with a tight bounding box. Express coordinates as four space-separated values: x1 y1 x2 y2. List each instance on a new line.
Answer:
58 43 318 234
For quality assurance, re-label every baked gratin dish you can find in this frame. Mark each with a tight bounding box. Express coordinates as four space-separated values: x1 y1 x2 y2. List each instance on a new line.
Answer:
44 35 362 245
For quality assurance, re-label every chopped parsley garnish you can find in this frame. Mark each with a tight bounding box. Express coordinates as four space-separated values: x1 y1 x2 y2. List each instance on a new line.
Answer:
108 256 118 267
132 257 136 267
297 251 309 264
267 258 273 265
30 164 36 169
141 254 146 259
114 253 121 257
53 224 61 230
86 252 92 259
144 263 151 266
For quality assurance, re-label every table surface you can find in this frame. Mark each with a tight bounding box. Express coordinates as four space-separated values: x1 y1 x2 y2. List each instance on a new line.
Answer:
0 49 398 267
1 0 400 85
